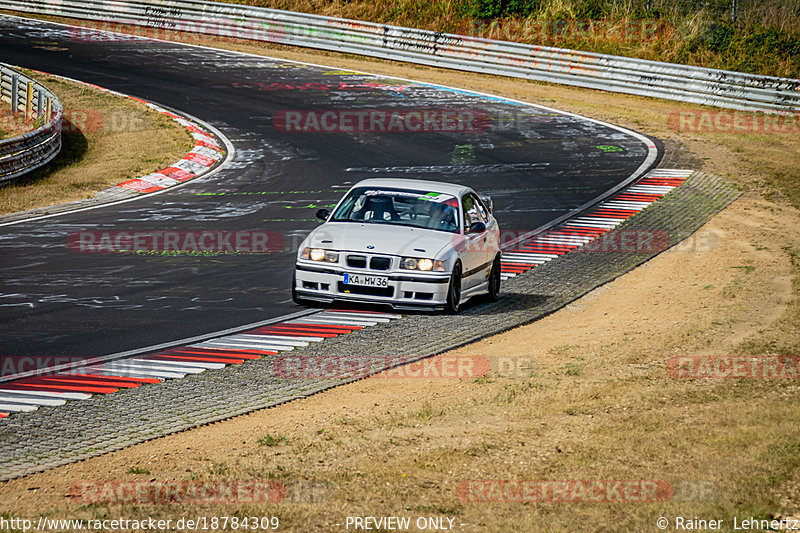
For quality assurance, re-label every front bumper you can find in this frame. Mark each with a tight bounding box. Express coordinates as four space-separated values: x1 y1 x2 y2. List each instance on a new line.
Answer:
294 263 450 310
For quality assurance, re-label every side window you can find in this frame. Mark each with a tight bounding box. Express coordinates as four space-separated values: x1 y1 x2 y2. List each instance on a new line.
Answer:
462 194 475 230
473 194 488 221
462 193 486 230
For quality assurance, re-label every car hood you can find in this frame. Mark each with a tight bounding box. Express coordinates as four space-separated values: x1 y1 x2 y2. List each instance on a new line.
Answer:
306 222 457 258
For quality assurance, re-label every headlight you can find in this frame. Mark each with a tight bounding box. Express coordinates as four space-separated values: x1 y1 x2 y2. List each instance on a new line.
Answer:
302 247 338 263
401 257 418 270
400 257 445 271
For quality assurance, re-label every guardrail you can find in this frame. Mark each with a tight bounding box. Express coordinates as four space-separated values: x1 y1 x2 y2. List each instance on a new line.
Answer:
2 0 799 113
0 64 62 184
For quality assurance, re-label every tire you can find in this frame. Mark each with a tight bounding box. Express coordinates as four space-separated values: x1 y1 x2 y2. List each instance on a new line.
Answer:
444 261 462 314
487 255 501 302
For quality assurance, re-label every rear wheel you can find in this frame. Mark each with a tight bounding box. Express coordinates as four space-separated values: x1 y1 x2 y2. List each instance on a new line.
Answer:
487 255 501 301
444 262 462 314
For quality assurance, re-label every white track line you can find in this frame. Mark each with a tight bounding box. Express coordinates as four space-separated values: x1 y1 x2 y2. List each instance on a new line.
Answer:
0 389 92 400
84 365 185 380
130 358 226 370
0 403 39 412
0 395 66 407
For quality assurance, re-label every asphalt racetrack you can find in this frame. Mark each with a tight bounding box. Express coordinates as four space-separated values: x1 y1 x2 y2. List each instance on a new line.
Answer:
0 15 659 359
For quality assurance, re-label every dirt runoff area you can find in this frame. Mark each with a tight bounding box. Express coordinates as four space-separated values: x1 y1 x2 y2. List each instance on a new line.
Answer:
1 14 800 533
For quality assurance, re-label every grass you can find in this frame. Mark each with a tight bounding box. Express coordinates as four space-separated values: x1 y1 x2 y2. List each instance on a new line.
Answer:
0 110 37 140
256 433 289 447
561 358 585 376
0 71 191 215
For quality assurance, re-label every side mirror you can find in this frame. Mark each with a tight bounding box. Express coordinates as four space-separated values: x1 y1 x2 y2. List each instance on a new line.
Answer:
467 221 486 234
316 208 330 221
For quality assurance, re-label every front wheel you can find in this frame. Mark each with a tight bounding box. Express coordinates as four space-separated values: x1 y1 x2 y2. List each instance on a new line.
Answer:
444 262 462 314
487 255 501 302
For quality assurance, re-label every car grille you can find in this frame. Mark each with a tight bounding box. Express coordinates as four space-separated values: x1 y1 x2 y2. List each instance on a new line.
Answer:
346 255 367 268
369 256 391 270
346 254 392 270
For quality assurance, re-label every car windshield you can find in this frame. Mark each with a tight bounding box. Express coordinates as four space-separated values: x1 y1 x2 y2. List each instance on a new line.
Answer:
331 187 460 233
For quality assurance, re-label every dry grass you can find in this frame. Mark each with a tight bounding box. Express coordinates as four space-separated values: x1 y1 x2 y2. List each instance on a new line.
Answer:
211 0 800 77
0 109 38 139
0 71 192 215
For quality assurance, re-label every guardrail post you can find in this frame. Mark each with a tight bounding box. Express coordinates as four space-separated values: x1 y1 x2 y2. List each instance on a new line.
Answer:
0 63 63 184
731 0 738 21
10 74 18 112
25 82 34 120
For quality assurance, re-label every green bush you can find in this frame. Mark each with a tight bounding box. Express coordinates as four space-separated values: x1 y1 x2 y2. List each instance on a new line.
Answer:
465 0 541 18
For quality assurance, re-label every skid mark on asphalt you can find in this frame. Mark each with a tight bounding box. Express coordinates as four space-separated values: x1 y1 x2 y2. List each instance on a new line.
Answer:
0 170 691 419
0 170 690 419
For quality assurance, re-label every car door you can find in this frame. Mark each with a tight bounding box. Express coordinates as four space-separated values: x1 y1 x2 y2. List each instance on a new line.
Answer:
474 193 499 265
460 193 489 290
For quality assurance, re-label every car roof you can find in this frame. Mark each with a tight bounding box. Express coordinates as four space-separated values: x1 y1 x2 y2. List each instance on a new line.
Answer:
351 178 472 197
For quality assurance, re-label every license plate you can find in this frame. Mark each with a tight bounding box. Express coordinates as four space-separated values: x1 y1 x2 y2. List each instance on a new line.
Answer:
343 273 389 287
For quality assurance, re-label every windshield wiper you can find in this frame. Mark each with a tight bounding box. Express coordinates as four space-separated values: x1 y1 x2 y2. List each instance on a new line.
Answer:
339 219 455 233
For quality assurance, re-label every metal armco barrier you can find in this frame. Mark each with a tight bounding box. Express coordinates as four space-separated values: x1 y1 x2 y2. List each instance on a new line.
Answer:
0 64 62 184
1 0 799 112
